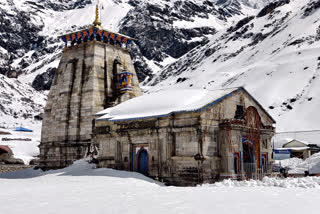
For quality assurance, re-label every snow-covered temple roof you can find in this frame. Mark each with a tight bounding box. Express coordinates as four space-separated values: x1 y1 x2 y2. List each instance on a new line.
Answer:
96 87 243 121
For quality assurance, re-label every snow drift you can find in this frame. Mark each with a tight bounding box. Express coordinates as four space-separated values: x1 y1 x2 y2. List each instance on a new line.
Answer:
208 176 320 189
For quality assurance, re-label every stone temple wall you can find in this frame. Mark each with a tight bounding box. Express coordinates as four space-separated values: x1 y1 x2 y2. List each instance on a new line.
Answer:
94 89 275 186
40 40 141 170
94 113 223 186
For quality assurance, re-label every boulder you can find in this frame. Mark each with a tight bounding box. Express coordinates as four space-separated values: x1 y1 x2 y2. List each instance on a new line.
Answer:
32 67 56 91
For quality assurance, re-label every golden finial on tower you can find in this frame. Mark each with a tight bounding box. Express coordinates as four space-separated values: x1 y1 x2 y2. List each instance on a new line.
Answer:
93 0 101 27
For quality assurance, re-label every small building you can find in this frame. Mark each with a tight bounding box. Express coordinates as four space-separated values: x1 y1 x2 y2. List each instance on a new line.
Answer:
93 87 275 185
281 139 320 159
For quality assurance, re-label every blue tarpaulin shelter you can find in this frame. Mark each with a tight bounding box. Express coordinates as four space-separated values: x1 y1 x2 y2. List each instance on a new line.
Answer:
14 127 33 132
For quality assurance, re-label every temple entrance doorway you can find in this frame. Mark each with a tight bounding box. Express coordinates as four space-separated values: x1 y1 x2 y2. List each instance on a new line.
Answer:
131 144 149 175
243 139 256 178
137 149 148 175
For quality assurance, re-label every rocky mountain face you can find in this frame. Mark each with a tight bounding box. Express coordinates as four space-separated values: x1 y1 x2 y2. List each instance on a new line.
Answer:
0 0 264 84
120 0 270 80
0 0 91 76
0 0 267 127
144 0 320 131
6 0 318 132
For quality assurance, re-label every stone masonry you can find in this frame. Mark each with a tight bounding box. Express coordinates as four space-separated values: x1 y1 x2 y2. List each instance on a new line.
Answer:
40 36 142 170
93 88 275 186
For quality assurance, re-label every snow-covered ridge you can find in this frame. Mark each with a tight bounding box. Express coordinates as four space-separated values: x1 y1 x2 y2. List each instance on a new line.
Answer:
207 176 320 188
0 0 269 129
145 0 320 131
0 74 46 128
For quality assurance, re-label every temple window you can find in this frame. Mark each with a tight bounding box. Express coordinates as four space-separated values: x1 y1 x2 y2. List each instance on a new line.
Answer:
235 105 245 119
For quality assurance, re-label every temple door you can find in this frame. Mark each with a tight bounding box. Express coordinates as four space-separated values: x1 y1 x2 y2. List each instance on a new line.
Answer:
138 149 148 175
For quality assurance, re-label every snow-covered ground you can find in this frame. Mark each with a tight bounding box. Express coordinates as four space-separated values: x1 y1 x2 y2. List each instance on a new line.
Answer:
0 126 41 164
0 160 320 214
276 152 320 174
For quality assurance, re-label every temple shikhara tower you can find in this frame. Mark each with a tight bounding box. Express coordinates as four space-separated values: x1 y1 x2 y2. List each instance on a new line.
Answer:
40 4 142 169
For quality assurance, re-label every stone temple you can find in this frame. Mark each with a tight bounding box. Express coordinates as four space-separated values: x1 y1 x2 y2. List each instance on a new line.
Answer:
40 4 276 186
39 5 142 169
93 87 276 185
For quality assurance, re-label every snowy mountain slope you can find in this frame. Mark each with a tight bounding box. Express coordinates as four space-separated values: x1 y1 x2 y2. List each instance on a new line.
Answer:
0 0 269 129
145 0 320 131
1 0 267 85
119 0 265 79
0 73 44 163
0 74 46 127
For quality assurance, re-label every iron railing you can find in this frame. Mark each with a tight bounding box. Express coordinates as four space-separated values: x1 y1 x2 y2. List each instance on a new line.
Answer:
243 163 274 180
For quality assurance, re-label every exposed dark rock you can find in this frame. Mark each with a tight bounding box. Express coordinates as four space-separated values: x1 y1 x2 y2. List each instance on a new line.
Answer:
256 0 290 18
118 0 234 80
290 98 296 103
304 0 320 16
176 77 188 83
204 48 216 57
0 65 23 78
249 32 271 46
22 113 33 119
288 39 305 46
21 97 33 103
32 67 56 91
34 113 43 121
227 16 255 33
